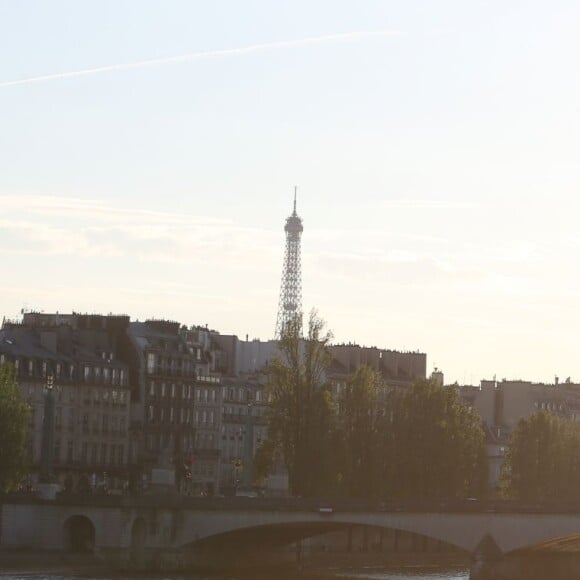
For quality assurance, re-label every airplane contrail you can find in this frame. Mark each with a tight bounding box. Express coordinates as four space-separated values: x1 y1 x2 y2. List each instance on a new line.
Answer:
0 29 402 89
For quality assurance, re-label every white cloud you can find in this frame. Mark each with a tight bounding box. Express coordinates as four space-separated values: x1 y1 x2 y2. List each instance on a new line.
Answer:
0 194 278 264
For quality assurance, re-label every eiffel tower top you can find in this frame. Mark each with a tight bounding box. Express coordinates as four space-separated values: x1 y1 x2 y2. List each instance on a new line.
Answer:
285 186 303 234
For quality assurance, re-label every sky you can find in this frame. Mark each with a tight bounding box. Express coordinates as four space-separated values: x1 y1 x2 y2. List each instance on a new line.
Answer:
1 1 580 384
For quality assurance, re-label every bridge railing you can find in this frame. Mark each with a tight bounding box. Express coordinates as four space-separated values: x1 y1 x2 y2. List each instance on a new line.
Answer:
4 492 580 514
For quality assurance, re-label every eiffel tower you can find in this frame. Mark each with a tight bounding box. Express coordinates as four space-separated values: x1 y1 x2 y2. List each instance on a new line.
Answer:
275 188 303 339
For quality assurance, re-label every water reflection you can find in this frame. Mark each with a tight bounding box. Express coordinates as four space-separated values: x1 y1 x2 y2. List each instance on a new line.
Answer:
0 569 469 580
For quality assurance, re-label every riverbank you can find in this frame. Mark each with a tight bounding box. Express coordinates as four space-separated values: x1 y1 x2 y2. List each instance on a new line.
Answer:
0 550 470 577
0 551 113 577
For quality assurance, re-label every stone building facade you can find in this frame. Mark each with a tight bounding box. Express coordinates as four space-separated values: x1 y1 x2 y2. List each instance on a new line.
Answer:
0 313 131 490
124 321 197 486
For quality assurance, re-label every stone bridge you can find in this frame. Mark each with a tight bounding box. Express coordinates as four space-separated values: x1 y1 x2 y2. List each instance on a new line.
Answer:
3 496 580 575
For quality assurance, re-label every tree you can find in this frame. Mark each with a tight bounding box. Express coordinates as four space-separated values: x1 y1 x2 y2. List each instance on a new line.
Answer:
334 365 383 498
0 363 29 492
500 411 580 500
385 379 487 500
260 310 334 496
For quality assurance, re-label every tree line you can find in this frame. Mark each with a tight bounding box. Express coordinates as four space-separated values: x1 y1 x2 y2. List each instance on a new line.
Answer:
256 312 488 499
500 410 580 501
0 363 29 492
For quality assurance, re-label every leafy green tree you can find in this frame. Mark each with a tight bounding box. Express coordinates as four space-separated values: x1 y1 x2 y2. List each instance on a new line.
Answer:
260 311 334 496
501 411 580 500
386 379 487 499
334 365 383 498
0 363 29 492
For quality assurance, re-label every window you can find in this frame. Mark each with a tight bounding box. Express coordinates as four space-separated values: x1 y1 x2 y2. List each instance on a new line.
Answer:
161 383 166 397
120 416 126 433
147 353 155 374
171 384 176 398
42 361 47 377
170 407 174 422
84 366 90 381
28 360 34 376
148 406 154 421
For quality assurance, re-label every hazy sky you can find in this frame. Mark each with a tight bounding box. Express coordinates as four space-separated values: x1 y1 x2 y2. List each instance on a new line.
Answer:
1 1 580 384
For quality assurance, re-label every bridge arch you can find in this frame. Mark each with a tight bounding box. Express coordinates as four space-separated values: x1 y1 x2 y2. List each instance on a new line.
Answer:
180 510 482 552
63 514 95 553
182 519 468 555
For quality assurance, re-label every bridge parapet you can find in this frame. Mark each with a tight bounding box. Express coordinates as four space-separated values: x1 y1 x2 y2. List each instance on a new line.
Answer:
5 493 580 515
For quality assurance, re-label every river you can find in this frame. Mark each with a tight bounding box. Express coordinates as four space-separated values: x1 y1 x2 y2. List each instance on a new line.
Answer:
0 566 469 580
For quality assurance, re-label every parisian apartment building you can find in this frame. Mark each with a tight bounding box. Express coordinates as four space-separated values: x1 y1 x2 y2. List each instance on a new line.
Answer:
0 313 131 490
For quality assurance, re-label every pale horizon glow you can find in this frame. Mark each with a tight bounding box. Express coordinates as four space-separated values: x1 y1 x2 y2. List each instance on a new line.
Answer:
2 0 580 385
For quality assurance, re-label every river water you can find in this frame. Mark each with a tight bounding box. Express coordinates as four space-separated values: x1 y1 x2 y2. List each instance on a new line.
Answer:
0 567 469 580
